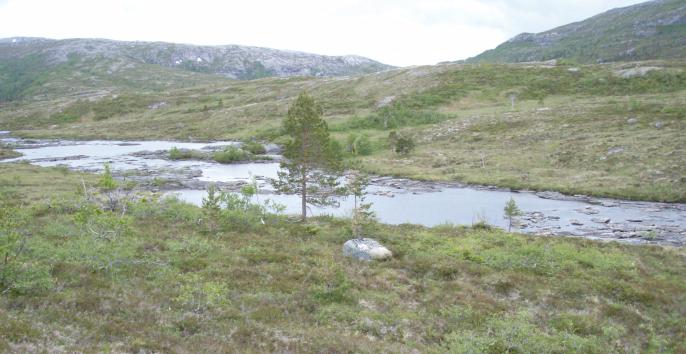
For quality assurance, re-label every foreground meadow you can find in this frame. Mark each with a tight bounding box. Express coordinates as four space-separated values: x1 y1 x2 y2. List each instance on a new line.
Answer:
1 163 684 352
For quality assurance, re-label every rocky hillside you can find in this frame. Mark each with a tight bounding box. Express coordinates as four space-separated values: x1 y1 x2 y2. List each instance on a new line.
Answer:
0 37 392 102
467 0 686 64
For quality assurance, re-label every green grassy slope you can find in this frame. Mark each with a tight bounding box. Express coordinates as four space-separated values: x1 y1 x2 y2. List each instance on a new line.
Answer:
467 0 686 64
1 164 685 352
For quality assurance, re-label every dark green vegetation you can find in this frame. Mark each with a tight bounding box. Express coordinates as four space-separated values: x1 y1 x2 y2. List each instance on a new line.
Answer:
211 146 253 164
1 163 685 352
242 140 267 155
467 0 686 64
0 144 21 160
168 145 270 164
168 146 204 161
273 93 343 221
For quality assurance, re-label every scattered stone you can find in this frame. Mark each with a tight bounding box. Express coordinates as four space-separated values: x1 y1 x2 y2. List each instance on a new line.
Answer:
591 217 611 224
570 219 584 226
601 201 619 207
607 147 624 155
376 96 396 108
576 207 600 215
654 121 664 129
618 233 640 239
626 118 638 124
148 101 168 110
31 155 88 162
615 66 661 79
536 191 566 200
264 143 282 154
633 225 656 232
343 238 392 261
627 219 643 223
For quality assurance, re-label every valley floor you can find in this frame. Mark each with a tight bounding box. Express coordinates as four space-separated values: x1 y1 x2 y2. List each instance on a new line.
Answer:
1 164 685 352
6 90 685 203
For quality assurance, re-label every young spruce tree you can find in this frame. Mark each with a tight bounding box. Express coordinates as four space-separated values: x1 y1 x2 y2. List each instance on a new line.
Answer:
504 197 523 232
272 93 343 221
347 166 375 239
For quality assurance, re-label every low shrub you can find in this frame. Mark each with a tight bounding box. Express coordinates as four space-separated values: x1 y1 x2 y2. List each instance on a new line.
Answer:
0 199 53 294
394 135 415 155
169 147 205 160
242 141 267 155
346 134 373 156
212 146 250 163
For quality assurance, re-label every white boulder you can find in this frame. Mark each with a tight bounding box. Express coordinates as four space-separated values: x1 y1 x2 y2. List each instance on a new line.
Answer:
343 238 392 261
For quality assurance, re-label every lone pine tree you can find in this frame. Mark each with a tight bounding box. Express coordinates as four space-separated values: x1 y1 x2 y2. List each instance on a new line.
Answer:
272 93 343 221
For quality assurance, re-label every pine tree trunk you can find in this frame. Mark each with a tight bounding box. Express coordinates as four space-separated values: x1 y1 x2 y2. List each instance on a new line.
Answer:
301 129 309 222
301 168 307 222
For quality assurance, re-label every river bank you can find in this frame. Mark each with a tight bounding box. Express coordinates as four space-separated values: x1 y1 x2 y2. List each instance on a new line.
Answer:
2 133 685 246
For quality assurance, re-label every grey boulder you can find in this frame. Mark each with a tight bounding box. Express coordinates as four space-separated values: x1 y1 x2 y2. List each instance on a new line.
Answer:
343 238 392 261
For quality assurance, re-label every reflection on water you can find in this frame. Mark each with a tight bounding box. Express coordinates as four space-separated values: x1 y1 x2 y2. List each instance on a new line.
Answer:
170 186 686 234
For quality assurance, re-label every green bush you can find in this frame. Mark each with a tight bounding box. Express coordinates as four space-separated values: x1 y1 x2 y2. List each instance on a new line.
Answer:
169 147 205 160
169 147 186 160
200 182 284 233
130 195 202 225
74 203 133 241
346 134 373 156
97 163 117 190
0 200 54 294
0 263 54 295
394 135 415 155
212 146 250 163
242 141 267 155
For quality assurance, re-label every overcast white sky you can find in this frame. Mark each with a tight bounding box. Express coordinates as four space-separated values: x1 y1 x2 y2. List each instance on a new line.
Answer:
0 0 647 66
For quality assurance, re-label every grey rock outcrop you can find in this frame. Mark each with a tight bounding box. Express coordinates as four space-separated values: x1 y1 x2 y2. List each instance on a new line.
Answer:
615 66 662 78
0 37 393 80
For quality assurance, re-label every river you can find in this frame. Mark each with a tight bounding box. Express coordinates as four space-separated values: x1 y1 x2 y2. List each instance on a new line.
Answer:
2 134 684 246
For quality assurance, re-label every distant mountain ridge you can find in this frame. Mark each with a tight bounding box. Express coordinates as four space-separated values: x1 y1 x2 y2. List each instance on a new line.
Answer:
467 0 686 64
0 37 392 80
0 37 393 102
